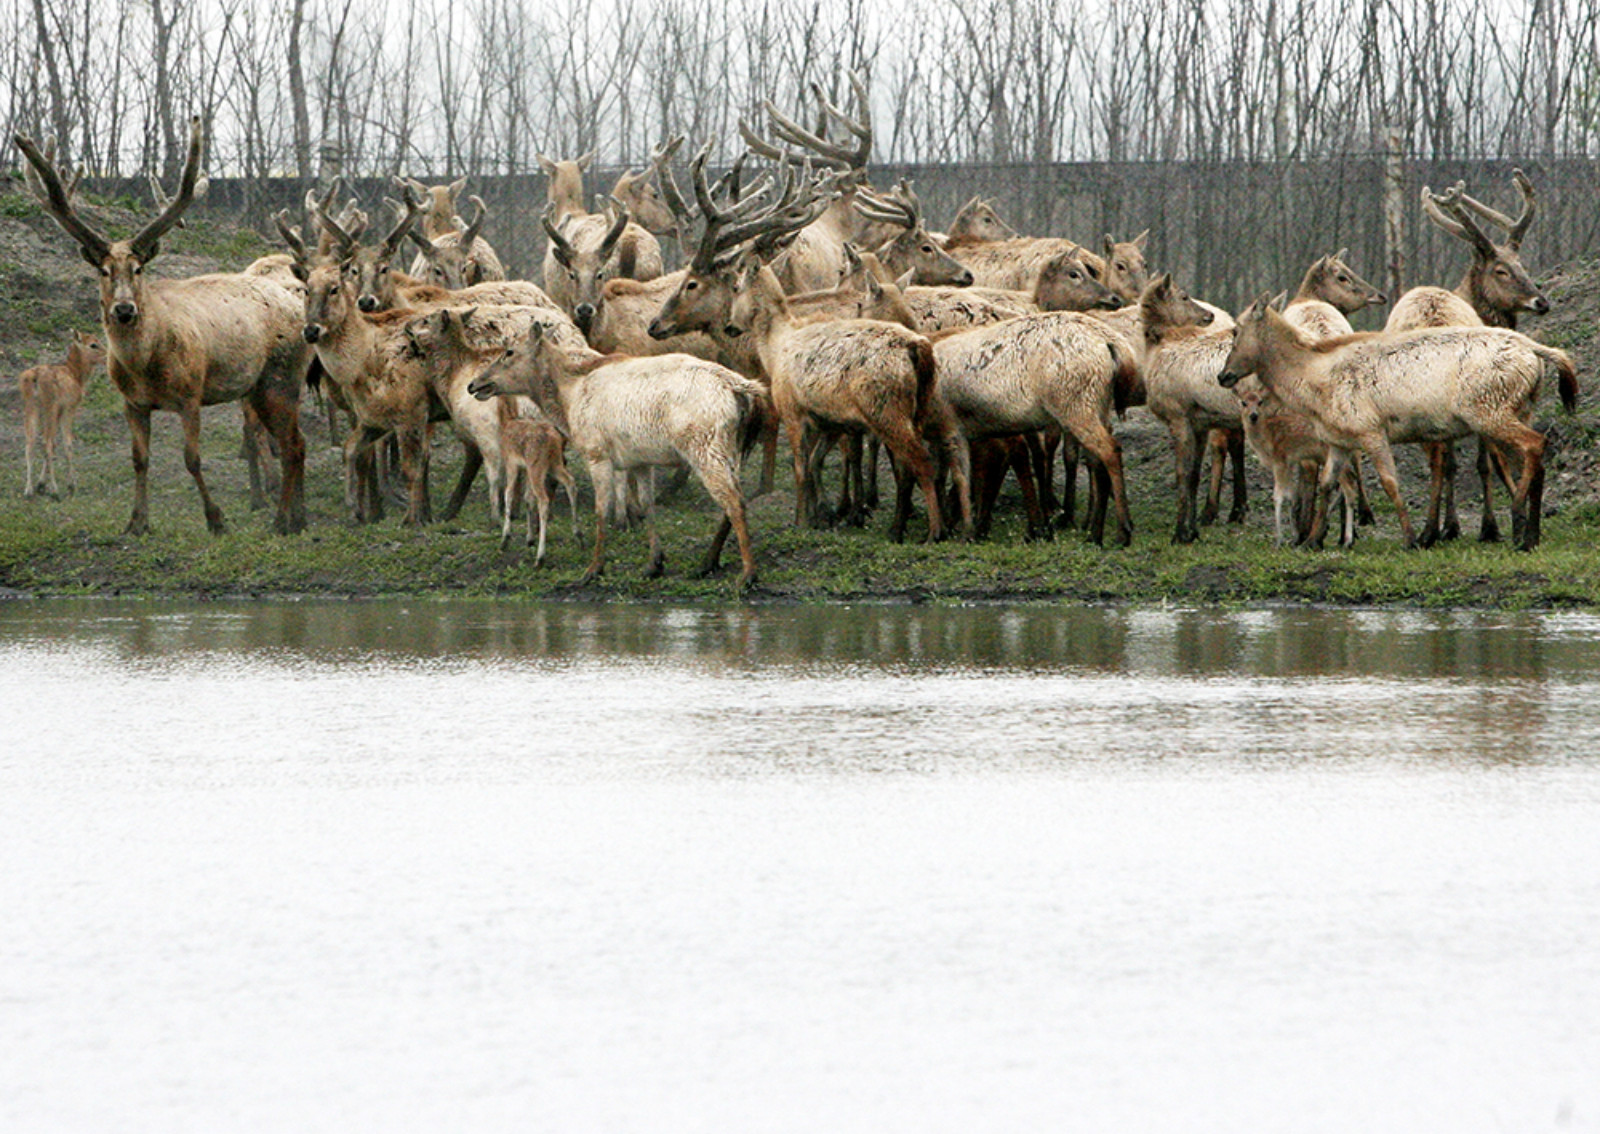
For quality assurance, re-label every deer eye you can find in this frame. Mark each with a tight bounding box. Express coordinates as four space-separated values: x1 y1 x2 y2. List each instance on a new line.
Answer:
922 244 934 254
686 280 699 291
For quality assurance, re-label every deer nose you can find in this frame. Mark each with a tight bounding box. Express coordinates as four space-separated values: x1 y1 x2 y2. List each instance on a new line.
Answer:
357 295 378 313
111 302 138 324
573 303 596 330
303 325 323 344
1531 296 1551 314
957 270 974 287
647 317 673 340
1248 410 1260 424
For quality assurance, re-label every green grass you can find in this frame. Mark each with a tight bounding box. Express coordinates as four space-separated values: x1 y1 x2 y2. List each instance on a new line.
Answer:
4 391 1599 608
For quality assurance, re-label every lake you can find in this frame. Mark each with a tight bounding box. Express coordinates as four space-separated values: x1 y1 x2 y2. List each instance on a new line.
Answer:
2 600 1597 1132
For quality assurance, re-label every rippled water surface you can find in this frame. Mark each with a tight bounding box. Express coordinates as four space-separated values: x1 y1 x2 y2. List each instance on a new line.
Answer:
3 600 1599 1132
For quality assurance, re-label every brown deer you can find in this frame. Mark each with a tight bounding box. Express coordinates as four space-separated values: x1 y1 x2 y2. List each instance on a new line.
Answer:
539 152 665 333
1387 174 1551 545
14 118 312 535
1220 297 1574 552
18 330 104 498
400 176 506 285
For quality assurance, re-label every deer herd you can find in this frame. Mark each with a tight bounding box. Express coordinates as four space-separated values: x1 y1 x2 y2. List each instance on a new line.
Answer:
9 80 1581 592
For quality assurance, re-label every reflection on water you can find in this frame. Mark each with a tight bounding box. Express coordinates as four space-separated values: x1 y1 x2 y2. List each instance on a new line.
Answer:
3 600 1599 1132
1 598 1595 680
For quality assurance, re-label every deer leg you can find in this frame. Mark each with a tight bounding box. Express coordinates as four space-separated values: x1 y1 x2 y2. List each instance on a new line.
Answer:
1351 454 1376 526
439 439 483 523
1476 436 1504 544
23 403 39 497
876 421 943 543
787 416 817 528
174 402 227 535
862 436 881 512
1029 429 1059 522
1009 440 1050 542
582 460 613 583
757 412 778 496
1439 441 1461 542
1365 440 1415 548
1073 419 1133 549
61 413 78 496
969 439 1004 541
1055 433 1081 531
1199 429 1226 525
397 428 431 526
1418 443 1446 548
533 477 553 566
1226 428 1248 524
500 465 520 550
122 404 153 535
694 455 756 589
941 429 973 541
643 477 666 578
250 385 307 535
1170 423 1202 545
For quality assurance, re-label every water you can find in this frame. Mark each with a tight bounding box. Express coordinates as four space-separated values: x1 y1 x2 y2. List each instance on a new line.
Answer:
2 600 1598 1132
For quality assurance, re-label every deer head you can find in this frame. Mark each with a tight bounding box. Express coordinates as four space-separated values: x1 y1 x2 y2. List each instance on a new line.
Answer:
15 116 205 327
853 180 974 286
1422 175 1548 325
611 135 683 235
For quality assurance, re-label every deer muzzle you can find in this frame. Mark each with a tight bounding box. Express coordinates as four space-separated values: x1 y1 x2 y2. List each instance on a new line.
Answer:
303 324 323 344
111 302 139 325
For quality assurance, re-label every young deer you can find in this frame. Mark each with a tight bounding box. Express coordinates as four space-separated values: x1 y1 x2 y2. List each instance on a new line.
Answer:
19 330 104 498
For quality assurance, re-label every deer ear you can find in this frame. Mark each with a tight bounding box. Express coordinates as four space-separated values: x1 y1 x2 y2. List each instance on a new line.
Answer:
577 151 596 171
895 269 914 291
448 177 468 199
1133 229 1150 249
537 155 556 177
866 274 884 298
1334 247 1348 262
1270 291 1288 311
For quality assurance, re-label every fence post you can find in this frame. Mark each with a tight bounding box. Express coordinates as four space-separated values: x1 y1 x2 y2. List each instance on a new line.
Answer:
1383 126 1405 302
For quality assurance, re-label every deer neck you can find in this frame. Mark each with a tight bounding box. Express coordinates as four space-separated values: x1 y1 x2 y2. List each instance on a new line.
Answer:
1456 271 1516 329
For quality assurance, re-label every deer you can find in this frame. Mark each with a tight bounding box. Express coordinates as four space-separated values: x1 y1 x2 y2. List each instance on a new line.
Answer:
406 193 506 288
851 181 974 286
949 227 1151 301
1386 174 1552 547
468 320 770 591
14 117 312 536
401 305 579 532
610 136 685 241
1219 296 1575 552
933 313 1140 548
539 152 665 334
739 73 884 293
18 330 104 498
940 197 1017 246
495 397 579 564
400 177 506 285
1225 250 1389 543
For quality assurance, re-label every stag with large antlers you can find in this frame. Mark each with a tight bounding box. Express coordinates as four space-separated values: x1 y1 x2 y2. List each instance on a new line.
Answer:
1387 172 1552 545
740 73 889 293
14 118 312 535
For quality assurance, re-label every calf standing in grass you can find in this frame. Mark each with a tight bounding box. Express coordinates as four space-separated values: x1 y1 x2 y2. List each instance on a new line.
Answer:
19 330 104 498
468 322 768 591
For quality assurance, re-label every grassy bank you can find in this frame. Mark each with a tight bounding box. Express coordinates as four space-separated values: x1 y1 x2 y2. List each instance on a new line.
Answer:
2 373 1598 608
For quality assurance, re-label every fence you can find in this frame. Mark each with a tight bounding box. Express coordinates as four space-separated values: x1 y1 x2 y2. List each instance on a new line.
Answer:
92 155 1600 320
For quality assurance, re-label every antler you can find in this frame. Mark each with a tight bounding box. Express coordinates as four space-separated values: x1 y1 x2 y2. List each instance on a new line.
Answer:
274 209 309 264
762 72 872 170
460 194 489 249
15 130 110 266
381 180 425 257
1430 182 1499 258
541 203 576 266
687 147 829 272
306 188 361 259
853 179 922 231
1451 169 1536 249
128 116 205 262
595 195 630 261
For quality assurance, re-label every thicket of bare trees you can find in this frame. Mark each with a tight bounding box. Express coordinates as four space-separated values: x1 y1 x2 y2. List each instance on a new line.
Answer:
5 0 1600 180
